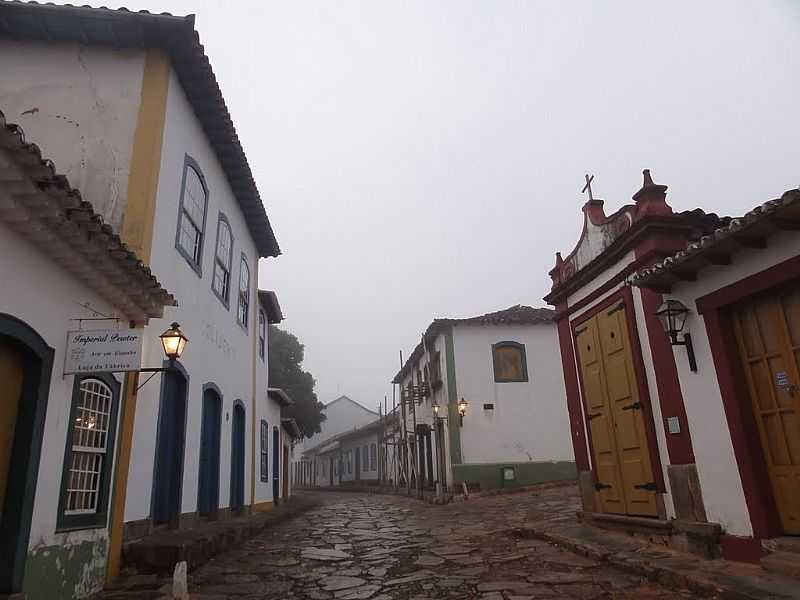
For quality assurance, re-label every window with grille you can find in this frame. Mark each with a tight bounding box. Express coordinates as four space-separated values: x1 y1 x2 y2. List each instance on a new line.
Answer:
238 256 250 327
260 420 268 482
370 443 377 471
58 374 120 530
362 445 369 471
212 215 233 305
176 159 207 274
258 310 266 360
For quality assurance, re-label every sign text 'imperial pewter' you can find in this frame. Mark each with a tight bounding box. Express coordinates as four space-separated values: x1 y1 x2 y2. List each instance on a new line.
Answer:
64 328 143 375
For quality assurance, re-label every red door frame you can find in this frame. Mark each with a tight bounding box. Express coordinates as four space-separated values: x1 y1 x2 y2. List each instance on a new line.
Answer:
570 286 667 495
696 254 800 542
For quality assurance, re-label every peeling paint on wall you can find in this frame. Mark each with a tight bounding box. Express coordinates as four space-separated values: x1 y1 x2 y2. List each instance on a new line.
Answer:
24 537 108 600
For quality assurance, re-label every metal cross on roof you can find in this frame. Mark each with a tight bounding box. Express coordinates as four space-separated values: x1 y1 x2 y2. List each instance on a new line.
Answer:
582 174 595 201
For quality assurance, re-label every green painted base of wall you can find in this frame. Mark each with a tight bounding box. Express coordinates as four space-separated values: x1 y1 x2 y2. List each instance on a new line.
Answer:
452 461 577 491
23 539 107 600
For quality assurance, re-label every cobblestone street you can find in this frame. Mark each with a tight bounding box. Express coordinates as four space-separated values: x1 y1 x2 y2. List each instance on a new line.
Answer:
188 486 709 599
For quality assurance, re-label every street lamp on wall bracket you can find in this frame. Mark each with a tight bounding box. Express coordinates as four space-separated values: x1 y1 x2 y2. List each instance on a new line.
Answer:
457 397 468 426
655 300 697 372
136 322 189 390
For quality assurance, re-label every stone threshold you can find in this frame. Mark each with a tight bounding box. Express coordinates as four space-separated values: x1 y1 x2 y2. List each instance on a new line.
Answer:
119 495 320 576
518 521 799 600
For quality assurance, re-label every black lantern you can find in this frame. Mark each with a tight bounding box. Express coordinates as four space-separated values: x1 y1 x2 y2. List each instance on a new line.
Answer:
457 397 468 426
432 402 440 418
159 322 188 361
655 300 697 372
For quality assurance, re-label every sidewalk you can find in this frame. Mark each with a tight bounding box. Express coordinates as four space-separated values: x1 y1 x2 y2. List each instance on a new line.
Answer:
518 491 798 600
121 494 321 575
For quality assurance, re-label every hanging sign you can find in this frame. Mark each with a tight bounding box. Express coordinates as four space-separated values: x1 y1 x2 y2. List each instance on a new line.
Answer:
64 328 143 375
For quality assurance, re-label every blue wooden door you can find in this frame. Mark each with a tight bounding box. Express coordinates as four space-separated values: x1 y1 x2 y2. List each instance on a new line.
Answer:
230 403 245 511
272 427 280 503
198 389 221 515
152 370 187 525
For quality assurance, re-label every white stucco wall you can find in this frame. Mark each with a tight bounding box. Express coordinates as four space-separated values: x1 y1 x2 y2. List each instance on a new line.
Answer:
661 231 800 536
0 40 144 228
339 430 381 482
126 67 260 522
453 323 573 464
0 223 127 596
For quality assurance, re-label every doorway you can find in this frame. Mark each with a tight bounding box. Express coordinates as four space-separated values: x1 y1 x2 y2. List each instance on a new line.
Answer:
0 316 54 595
152 366 188 526
732 284 800 534
575 300 658 517
198 386 222 516
230 402 245 512
329 456 334 486
355 446 361 481
272 427 280 503
282 445 289 499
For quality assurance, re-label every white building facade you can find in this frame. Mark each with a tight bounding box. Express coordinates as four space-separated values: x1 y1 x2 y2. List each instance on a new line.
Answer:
394 306 576 492
0 3 287 594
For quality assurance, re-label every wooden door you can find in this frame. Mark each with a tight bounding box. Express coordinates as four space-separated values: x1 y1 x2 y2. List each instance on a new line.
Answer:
152 370 188 526
229 404 245 511
732 284 800 534
282 447 289 498
198 390 221 515
0 341 24 517
575 302 658 517
272 428 280 503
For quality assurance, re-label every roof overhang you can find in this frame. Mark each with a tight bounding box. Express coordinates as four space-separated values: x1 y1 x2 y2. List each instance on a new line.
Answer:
267 387 293 407
632 189 800 293
0 1 280 258
0 110 175 323
258 290 283 324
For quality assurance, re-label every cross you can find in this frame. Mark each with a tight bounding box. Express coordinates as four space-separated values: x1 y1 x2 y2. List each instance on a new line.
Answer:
581 174 595 201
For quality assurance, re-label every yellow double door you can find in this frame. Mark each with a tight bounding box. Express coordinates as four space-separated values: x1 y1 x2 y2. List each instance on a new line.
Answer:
576 302 658 517
732 284 800 535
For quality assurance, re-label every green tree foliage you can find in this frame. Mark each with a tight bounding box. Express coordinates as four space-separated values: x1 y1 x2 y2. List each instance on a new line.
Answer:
268 325 326 437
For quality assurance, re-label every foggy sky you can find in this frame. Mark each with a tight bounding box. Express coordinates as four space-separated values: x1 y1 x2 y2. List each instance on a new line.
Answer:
67 1 800 410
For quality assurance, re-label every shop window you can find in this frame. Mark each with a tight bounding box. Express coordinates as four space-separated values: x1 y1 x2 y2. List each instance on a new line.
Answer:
57 374 120 530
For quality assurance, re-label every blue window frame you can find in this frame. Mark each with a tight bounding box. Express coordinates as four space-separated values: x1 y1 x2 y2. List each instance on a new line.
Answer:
175 156 208 275
211 213 234 307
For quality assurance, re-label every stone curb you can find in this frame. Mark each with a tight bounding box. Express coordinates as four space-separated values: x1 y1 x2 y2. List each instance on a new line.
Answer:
516 525 760 600
121 495 322 576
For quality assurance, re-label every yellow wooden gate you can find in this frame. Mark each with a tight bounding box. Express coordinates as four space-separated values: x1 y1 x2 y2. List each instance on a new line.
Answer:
732 284 800 534
0 340 24 517
576 301 658 517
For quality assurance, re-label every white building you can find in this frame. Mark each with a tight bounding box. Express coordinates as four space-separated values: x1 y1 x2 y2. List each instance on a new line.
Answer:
294 395 378 487
0 110 174 598
0 3 290 594
546 168 800 564
394 306 576 492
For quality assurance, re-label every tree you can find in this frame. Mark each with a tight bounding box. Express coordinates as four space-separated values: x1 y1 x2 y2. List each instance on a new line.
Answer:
268 325 326 438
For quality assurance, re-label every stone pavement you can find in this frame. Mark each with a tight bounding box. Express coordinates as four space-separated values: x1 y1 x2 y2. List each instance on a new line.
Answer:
185 485 712 599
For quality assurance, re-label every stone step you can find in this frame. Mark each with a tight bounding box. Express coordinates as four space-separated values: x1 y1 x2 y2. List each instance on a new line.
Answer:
761 551 800 578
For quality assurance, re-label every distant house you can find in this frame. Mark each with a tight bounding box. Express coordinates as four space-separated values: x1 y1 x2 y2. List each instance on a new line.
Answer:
545 168 800 564
294 396 379 487
394 305 575 492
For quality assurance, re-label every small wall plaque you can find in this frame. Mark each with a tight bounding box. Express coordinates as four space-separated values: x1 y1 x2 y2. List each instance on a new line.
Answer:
667 416 681 434
483 403 495 410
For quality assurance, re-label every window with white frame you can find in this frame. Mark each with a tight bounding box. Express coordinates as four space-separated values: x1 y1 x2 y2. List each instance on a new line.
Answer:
238 256 250 327
176 160 207 273
258 310 266 360
58 374 120 529
212 216 233 305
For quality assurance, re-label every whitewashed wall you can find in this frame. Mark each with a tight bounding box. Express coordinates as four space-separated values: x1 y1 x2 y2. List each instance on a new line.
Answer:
662 231 800 537
298 396 377 457
339 430 381 482
254 314 281 504
453 323 573 464
0 223 124 597
0 40 144 228
126 67 259 522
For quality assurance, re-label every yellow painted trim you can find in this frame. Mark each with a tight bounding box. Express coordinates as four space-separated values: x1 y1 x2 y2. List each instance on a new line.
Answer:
252 501 275 512
120 50 170 262
105 371 139 584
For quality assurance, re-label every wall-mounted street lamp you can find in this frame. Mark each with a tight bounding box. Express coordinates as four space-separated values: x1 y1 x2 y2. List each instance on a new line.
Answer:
655 300 697 372
432 402 441 419
457 397 468 426
137 322 189 390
